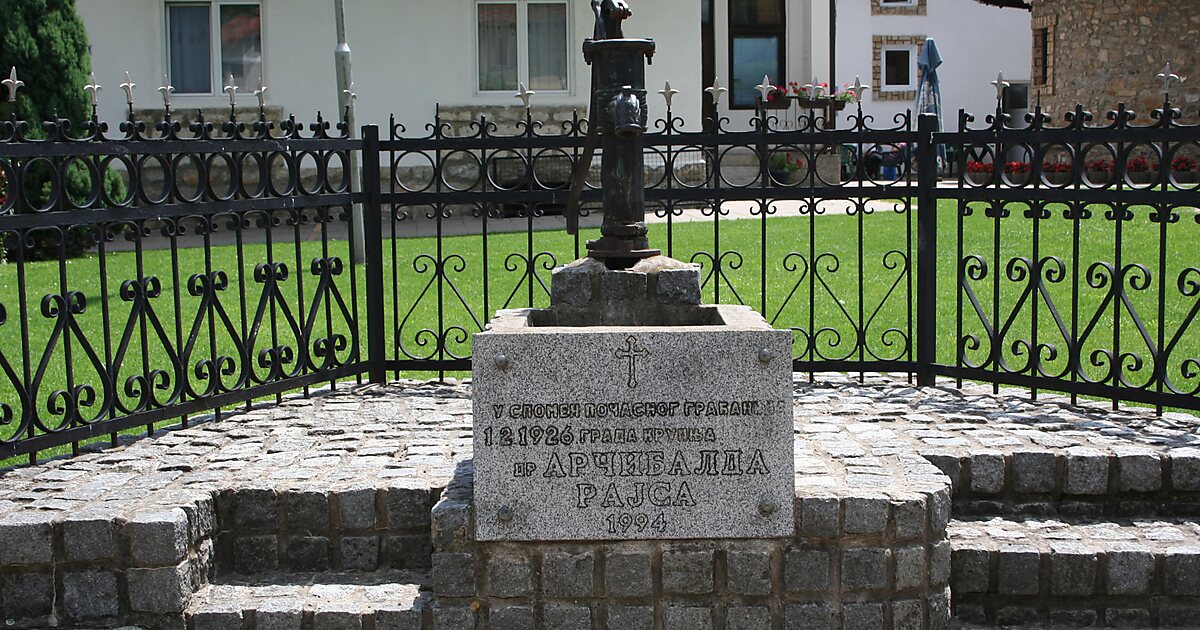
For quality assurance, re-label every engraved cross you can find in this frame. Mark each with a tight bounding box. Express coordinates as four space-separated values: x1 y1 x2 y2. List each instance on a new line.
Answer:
615 336 648 388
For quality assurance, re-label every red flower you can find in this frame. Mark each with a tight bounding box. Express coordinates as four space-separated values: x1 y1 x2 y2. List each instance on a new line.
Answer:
1085 159 1112 172
1125 155 1153 173
966 160 992 174
1171 155 1198 172
1004 161 1031 174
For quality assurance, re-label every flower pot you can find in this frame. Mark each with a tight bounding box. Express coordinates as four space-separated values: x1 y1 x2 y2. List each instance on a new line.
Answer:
1170 170 1199 184
1127 171 1155 186
1045 171 1072 186
769 168 799 185
1086 170 1112 186
966 171 992 186
1004 172 1031 186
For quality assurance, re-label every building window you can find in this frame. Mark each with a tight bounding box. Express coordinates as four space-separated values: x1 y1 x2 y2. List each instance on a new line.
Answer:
477 1 569 93
167 2 262 95
728 0 785 109
882 46 916 91
871 0 926 16
872 35 924 101
1031 15 1055 93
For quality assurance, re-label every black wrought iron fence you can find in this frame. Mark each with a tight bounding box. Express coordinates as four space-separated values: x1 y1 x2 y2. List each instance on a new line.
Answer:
2 91 1198 462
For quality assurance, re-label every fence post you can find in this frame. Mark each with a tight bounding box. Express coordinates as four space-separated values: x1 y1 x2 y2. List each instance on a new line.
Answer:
361 124 387 384
916 113 938 386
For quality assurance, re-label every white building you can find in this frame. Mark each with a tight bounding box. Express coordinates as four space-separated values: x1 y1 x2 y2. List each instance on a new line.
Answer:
76 0 1030 134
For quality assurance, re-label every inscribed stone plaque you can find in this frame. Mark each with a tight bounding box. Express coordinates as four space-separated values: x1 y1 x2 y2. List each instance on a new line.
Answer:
472 306 794 541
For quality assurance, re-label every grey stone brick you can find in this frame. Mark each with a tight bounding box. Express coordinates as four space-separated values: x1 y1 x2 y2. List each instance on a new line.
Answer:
1049 609 1097 626
602 271 647 302
432 605 475 630
1172 452 1200 491
841 547 888 591
605 550 652 597
843 495 888 535
969 451 1006 494
608 605 654 630
489 553 533 597
551 264 593 308
1011 449 1057 493
923 452 962 490
543 549 594 597
0 571 54 619
665 605 713 630
1161 607 1200 627
61 570 120 621
931 541 951 585
894 545 926 591
1105 608 1151 627
893 599 924 630
1064 447 1109 495
384 534 432 569
431 500 471 552
954 604 987 625
192 606 245 630
0 513 53 566
930 488 951 534
892 497 927 540
997 545 1040 595
313 610 362 630
286 490 331 530
1050 543 1097 595
341 535 380 571
1115 449 1162 492
230 532 277 571
657 268 702 305
257 601 306 630
386 486 431 530
996 606 1040 626
726 606 770 630
1164 547 1200 596
185 494 217 540
726 546 772 595
231 487 278 529
128 563 190 613
799 496 839 537
930 586 951 630
61 517 117 562
785 602 833 629
432 552 476 597
489 605 534 630
128 509 190 566
287 536 331 571
544 603 591 630
843 602 885 630
662 547 714 594
337 487 378 530
952 545 991 593
785 548 830 592
1107 549 1154 595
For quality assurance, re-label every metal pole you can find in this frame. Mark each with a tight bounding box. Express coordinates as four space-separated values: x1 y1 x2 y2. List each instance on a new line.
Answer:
335 0 366 264
828 0 837 127
916 113 938 386
362 125 386 383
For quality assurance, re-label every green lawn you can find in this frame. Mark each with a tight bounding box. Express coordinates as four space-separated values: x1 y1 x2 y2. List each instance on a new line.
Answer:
1 199 1198 462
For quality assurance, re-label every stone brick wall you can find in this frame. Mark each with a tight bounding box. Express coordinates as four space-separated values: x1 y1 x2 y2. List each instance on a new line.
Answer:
1031 0 1200 119
870 0 927 16
430 461 953 629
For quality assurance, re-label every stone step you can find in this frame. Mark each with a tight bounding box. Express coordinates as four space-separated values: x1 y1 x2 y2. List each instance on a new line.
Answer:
185 571 432 630
949 516 1200 627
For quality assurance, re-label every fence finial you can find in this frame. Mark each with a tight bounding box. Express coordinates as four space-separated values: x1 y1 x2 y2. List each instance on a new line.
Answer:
514 82 535 110
1157 62 1184 97
342 82 357 112
3 67 24 103
658 81 679 109
705 78 727 107
847 76 869 102
255 76 269 109
120 72 136 106
811 77 825 98
158 75 175 109
755 76 774 103
991 72 1010 101
224 74 239 107
84 72 101 108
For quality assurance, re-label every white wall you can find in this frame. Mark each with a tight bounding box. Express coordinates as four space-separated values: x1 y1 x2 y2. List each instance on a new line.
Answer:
711 0 1031 131
77 0 702 135
818 0 1032 131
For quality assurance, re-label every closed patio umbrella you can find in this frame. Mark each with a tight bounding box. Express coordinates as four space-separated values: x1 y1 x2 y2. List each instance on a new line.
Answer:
916 38 946 172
